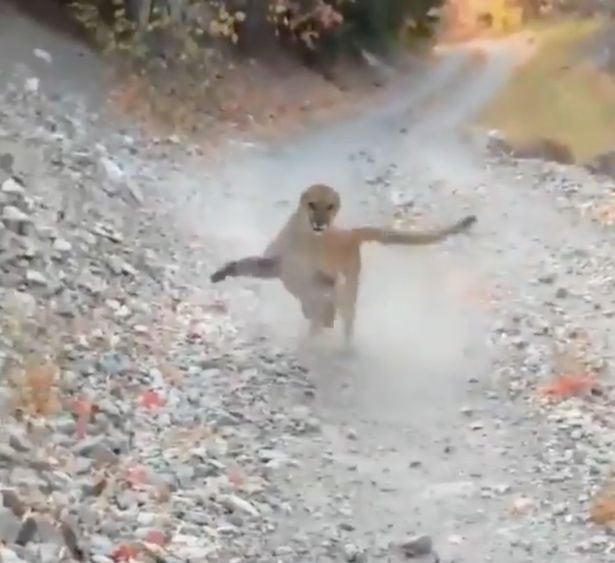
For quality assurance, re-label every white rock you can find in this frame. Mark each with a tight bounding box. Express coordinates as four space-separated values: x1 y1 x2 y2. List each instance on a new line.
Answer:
220 494 259 517
2 205 30 223
511 496 535 514
24 77 39 93
5 290 36 316
51 235 70 250
1 178 24 196
99 157 124 183
33 48 53 63
25 270 48 286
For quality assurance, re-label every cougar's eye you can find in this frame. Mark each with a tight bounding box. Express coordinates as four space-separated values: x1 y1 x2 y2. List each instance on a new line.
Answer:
308 202 316 209
327 204 335 211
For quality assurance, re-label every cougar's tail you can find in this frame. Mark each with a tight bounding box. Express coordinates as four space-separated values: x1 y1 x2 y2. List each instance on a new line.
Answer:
352 215 476 246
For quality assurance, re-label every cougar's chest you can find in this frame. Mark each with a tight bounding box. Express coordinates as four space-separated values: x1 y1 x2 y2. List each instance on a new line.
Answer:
280 243 318 277
279 235 327 289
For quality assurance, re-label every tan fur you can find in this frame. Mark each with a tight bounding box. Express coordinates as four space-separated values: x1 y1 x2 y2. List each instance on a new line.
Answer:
211 183 476 345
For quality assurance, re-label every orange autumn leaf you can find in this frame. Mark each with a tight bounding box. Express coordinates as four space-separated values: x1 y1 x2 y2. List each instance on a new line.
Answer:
590 493 615 524
538 373 596 401
138 389 164 410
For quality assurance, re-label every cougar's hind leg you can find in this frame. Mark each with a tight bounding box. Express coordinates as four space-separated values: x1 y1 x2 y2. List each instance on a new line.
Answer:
300 297 324 337
322 299 336 329
339 261 360 349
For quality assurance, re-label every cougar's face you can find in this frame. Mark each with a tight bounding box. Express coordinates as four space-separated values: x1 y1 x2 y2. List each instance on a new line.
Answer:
300 184 340 234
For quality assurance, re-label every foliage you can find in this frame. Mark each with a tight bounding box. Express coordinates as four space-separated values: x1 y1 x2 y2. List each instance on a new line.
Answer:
64 0 444 68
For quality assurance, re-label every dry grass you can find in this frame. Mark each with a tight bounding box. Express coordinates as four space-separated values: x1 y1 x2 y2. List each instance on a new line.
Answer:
479 18 615 161
8 357 61 417
590 470 615 525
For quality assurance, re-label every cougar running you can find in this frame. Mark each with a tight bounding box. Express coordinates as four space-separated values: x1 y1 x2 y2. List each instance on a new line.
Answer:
211 183 476 345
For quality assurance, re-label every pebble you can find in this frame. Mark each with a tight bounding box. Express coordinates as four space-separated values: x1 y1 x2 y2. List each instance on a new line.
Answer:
52 238 72 253
8 432 31 453
343 542 365 562
24 269 47 286
0 508 21 543
220 494 260 517
397 534 433 558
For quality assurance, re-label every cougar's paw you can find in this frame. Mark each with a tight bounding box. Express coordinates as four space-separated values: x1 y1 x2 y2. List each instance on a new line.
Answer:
210 261 235 283
461 215 477 229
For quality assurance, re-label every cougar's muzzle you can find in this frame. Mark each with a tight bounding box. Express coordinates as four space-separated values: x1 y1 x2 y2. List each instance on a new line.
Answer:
308 209 328 232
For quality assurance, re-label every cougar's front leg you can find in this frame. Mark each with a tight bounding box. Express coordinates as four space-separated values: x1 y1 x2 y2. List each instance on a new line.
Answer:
338 261 360 348
210 256 279 283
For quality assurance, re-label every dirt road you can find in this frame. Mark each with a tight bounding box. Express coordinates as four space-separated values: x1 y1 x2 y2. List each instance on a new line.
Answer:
1 7 614 562
166 35 615 562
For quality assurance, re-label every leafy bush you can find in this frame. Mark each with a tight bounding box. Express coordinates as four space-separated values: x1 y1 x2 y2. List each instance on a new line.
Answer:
65 0 444 66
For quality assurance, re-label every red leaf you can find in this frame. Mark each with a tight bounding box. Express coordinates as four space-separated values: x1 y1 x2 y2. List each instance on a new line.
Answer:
144 529 166 546
111 543 140 562
137 389 164 410
538 373 596 402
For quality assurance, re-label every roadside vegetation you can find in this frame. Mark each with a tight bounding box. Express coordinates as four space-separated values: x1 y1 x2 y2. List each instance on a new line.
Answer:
62 0 445 69
24 0 443 135
479 17 615 161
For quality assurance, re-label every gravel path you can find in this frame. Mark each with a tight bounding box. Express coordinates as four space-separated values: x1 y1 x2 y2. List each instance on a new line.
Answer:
1 10 615 563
